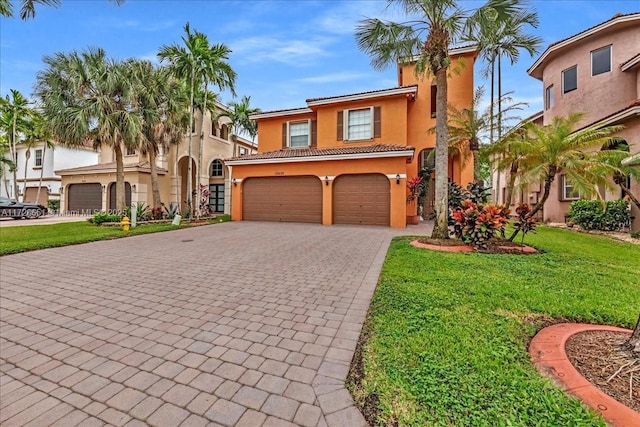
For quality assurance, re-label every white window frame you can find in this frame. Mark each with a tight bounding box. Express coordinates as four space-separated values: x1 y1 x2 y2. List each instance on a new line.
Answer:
344 107 373 141
287 120 311 148
34 149 43 167
239 147 248 156
562 65 577 94
591 45 612 77
545 85 554 110
561 175 580 201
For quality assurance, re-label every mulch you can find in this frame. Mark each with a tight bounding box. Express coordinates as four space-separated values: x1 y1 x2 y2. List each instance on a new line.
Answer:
565 330 639 412
414 238 538 254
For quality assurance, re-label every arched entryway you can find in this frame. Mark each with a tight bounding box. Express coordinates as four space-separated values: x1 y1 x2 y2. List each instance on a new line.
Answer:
178 156 197 214
108 182 132 211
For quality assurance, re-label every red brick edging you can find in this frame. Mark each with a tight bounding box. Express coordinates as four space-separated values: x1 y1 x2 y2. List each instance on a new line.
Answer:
529 323 639 427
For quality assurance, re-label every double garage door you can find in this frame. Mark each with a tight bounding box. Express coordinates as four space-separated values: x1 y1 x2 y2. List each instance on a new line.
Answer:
242 174 390 226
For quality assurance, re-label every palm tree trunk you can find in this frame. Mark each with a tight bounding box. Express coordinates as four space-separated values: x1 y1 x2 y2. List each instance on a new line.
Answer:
149 148 161 209
22 148 30 201
197 82 208 220
432 68 450 239
114 144 126 212
11 116 19 200
504 161 518 207
35 142 46 204
496 56 503 204
626 314 640 354
510 170 555 241
619 182 640 211
490 57 499 202
187 68 195 219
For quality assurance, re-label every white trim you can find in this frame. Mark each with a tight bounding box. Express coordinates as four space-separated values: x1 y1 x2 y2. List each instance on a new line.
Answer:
621 55 640 72
386 174 407 179
622 153 640 166
561 65 577 94
287 119 311 148
528 13 640 77
586 105 640 129
319 175 335 182
306 86 417 107
590 45 612 77
250 108 313 120
343 106 373 141
226 150 415 166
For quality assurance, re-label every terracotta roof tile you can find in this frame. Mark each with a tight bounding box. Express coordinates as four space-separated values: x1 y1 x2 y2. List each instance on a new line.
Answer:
227 144 414 161
547 12 639 49
56 161 167 174
305 85 417 103
574 99 640 132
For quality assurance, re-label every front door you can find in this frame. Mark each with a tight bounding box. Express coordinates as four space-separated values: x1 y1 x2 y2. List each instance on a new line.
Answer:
209 184 224 213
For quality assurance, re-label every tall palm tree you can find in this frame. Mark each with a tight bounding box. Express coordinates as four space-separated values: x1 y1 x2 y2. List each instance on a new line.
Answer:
36 48 142 211
217 95 261 156
130 60 188 210
0 135 16 197
512 113 624 238
356 0 466 239
158 23 236 218
0 89 32 200
28 112 55 205
466 0 541 203
21 115 39 202
598 143 640 210
0 0 123 20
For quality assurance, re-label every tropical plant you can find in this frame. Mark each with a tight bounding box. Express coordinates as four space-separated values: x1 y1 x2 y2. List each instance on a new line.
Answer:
27 112 55 205
47 198 59 213
0 0 124 20
511 203 537 244
0 89 32 200
465 0 541 202
217 95 261 156
36 48 142 211
0 135 16 197
508 113 624 240
567 199 631 231
406 175 424 203
164 202 179 220
598 142 640 211
130 60 188 210
451 199 510 248
158 22 236 219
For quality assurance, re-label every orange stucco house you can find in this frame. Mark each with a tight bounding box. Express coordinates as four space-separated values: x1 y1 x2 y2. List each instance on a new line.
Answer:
226 47 477 228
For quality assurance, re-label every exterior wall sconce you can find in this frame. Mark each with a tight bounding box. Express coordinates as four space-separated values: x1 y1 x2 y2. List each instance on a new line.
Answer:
396 174 401 184
232 178 237 186
60 186 63 195
101 185 106 193
132 184 137 193
324 176 329 186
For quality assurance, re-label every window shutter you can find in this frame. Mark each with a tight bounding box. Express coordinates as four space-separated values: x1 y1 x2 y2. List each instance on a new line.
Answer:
310 120 317 148
337 111 343 141
282 122 288 148
373 106 381 138
430 86 437 118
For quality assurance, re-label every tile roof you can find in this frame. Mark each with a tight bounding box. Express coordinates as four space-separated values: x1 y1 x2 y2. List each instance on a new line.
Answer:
305 85 417 103
575 99 640 132
547 12 639 49
250 106 311 117
56 161 167 174
227 144 414 161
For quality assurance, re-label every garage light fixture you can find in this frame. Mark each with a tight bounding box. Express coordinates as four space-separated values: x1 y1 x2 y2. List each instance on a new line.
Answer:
101 185 105 193
324 176 329 186
232 178 237 186
396 174 401 184
132 184 137 193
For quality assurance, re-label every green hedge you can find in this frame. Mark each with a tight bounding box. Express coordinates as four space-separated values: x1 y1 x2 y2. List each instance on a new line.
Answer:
567 199 630 231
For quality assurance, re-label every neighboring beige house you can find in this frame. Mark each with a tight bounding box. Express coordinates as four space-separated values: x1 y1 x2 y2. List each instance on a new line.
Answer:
493 12 640 230
56 101 257 215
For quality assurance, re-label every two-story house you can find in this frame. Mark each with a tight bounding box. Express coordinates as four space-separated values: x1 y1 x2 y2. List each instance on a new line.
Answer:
56 101 257 214
1 141 98 205
226 47 477 228
493 12 640 230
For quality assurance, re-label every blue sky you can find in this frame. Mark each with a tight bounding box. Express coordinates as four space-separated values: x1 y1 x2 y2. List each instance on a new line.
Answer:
1 0 638 123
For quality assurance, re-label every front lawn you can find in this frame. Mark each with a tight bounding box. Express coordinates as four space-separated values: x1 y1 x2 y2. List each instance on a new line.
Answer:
350 226 639 426
0 215 231 255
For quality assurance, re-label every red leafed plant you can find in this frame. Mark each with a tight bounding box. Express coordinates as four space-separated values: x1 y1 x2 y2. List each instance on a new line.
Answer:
509 204 538 242
452 200 510 248
407 176 424 203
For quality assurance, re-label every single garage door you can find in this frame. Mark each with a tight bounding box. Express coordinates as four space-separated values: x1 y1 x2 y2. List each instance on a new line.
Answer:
333 174 390 226
243 176 322 223
24 186 48 206
67 183 102 212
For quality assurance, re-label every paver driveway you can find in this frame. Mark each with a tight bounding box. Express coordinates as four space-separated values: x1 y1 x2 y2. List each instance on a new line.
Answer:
1 222 430 426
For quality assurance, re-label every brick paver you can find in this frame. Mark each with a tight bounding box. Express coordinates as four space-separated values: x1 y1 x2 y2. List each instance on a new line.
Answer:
0 221 431 425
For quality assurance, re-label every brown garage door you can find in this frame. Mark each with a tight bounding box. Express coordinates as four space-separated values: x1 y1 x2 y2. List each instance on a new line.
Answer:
24 187 48 206
243 176 322 223
333 174 390 226
67 183 102 212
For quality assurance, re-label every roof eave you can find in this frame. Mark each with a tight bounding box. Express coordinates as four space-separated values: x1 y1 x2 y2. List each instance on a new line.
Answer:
306 86 418 107
226 149 415 165
250 108 313 120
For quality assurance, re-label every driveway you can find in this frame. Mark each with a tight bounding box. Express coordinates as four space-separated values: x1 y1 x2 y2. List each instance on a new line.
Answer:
0 221 431 426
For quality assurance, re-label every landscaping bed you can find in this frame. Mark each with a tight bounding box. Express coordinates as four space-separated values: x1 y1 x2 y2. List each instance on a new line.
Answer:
348 225 639 426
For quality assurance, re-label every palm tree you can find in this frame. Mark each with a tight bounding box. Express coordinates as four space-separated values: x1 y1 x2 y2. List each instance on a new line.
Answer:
217 95 261 156
21 116 39 202
466 0 541 203
0 0 123 20
0 135 16 197
130 60 188 210
28 112 55 205
509 113 624 239
598 143 640 210
356 0 467 239
158 23 236 218
36 48 142 211
0 89 32 200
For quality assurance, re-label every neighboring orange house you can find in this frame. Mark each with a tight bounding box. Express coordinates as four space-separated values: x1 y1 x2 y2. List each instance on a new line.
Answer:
226 47 477 228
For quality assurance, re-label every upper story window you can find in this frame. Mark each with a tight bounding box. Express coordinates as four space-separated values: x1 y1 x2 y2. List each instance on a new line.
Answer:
560 175 580 201
591 45 611 76
126 147 136 156
545 85 554 110
289 121 310 148
562 66 577 94
239 147 248 156
346 108 373 140
220 124 228 140
211 122 218 137
210 159 223 177
34 149 43 167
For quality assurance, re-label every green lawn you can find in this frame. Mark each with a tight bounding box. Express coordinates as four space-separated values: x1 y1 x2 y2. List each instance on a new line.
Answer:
350 226 639 426
0 215 231 255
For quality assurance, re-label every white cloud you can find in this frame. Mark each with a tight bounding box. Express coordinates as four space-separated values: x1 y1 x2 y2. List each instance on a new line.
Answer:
230 36 335 66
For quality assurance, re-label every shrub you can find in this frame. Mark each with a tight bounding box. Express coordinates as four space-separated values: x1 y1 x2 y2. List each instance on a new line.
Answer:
448 181 492 209
125 202 151 221
47 199 60 213
151 207 164 220
568 199 630 231
511 204 537 242
164 203 179 220
631 230 640 239
451 200 510 248
93 212 121 225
